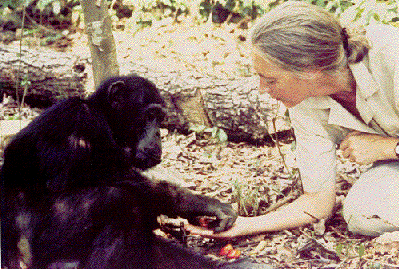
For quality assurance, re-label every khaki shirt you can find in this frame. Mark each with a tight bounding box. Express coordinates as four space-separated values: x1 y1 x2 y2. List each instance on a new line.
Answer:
288 24 399 193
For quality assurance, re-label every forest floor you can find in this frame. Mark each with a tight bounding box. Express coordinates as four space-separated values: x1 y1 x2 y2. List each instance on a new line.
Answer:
2 16 399 268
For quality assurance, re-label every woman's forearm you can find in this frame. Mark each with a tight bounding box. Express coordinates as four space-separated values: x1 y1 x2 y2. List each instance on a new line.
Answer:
242 188 336 235
186 187 337 239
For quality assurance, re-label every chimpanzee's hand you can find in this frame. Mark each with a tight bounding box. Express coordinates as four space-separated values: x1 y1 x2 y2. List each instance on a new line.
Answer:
177 194 237 233
196 198 237 233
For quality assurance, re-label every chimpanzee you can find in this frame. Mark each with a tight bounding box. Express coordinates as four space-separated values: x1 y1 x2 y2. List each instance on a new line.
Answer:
0 75 238 269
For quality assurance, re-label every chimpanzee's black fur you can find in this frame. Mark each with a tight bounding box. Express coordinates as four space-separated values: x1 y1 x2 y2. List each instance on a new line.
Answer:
1 75 237 269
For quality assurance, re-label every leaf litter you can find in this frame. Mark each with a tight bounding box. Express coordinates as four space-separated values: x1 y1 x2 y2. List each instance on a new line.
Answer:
2 16 399 268
155 129 399 269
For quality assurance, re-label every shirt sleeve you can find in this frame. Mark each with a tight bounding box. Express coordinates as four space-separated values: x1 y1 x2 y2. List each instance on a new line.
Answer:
289 104 338 193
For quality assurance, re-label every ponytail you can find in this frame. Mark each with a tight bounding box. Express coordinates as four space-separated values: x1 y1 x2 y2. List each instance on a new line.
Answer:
343 27 371 64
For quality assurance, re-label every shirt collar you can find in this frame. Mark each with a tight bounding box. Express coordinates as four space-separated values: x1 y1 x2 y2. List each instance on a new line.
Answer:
328 98 377 133
298 95 378 134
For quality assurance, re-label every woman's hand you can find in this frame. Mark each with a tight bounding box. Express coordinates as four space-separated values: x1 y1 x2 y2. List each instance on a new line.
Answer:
340 131 399 165
185 216 250 240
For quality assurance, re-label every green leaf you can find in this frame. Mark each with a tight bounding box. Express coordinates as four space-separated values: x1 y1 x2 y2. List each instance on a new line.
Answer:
37 0 54 11
357 244 365 258
336 244 344 256
189 124 207 134
1 0 17 8
52 0 61 15
211 127 218 138
217 128 228 143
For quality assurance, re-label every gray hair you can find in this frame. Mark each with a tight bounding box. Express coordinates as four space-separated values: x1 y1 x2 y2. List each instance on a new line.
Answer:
250 1 370 73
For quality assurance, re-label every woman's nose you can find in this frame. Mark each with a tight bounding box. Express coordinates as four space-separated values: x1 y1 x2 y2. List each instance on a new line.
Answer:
258 79 271 94
258 86 270 94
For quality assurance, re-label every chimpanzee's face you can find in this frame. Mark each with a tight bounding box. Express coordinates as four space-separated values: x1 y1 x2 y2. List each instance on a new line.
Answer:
106 77 166 170
129 101 166 169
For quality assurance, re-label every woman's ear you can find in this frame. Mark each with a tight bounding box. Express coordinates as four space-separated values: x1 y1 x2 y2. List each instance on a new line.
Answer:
300 69 324 81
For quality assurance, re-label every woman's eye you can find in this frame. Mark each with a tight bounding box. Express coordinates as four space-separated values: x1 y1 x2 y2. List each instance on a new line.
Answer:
258 74 277 86
261 78 276 86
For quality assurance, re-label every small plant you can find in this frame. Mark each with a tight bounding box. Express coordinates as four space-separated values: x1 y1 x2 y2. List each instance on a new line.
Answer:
335 242 366 259
232 178 261 216
189 124 228 143
199 0 267 23
339 0 399 26
19 75 31 109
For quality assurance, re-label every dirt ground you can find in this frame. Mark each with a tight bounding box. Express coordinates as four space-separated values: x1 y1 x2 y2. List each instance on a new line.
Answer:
153 128 397 269
2 16 399 268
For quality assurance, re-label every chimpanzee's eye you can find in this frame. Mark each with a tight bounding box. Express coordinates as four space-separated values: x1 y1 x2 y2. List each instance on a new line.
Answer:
147 107 165 121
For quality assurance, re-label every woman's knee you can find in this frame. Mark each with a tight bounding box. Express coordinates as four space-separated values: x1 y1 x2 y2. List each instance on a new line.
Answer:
343 162 399 236
343 200 397 236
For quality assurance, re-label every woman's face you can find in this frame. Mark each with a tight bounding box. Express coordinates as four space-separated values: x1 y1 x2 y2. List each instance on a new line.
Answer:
252 52 340 108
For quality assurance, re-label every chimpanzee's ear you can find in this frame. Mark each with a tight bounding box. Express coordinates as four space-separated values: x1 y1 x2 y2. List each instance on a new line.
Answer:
108 80 126 108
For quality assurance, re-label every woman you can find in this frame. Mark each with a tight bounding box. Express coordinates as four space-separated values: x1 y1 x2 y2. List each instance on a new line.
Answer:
187 1 399 238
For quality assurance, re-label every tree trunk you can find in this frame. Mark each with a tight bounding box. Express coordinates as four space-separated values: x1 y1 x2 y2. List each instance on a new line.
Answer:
80 0 119 88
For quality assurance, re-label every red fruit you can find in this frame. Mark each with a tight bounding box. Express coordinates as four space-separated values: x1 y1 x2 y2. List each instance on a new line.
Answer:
199 217 209 228
226 249 241 259
219 244 234 256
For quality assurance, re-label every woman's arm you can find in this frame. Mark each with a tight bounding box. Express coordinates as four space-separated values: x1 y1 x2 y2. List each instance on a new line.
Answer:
186 186 336 239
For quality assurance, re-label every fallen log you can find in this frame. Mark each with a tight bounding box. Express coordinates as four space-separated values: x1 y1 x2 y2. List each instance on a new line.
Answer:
0 44 291 144
0 44 88 107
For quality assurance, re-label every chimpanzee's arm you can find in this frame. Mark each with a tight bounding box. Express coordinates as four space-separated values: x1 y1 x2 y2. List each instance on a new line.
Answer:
115 172 237 233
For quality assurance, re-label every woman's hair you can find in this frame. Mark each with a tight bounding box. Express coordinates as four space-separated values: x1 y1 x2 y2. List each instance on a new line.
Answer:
250 1 370 73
